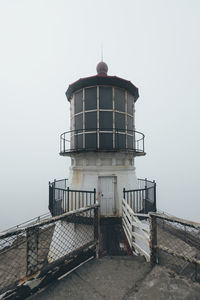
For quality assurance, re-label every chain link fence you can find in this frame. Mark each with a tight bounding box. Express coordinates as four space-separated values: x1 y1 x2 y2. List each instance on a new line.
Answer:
150 213 200 282
0 205 99 296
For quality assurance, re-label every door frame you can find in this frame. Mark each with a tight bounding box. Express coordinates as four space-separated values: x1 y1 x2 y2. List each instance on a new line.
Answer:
98 176 117 216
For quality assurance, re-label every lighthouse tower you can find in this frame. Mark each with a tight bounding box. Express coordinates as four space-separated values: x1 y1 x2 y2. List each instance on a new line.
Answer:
60 62 145 217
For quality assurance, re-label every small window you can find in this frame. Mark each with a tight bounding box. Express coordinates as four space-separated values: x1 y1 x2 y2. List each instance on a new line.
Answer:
115 133 126 149
127 135 133 149
115 112 125 132
115 88 125 112
127 93 133 115
99 111 113 130
99 133 113 149
85 87 97 110
75 90 83 114
75 113 83 131
99 87 112 109
127 115 133 132
85 133 97 149
85 112 97 131
75 134 83 149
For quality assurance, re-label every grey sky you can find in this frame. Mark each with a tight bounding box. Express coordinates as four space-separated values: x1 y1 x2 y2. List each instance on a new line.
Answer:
0 0 200 229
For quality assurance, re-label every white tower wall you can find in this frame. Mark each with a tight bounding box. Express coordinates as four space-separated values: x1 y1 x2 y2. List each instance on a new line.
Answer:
68 152 138 216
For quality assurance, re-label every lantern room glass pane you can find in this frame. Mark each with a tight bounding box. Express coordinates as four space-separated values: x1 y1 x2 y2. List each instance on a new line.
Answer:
75 134 83 149
115 112 125 132
127 115 133 132
85 133 97 149
75 90 83 114
99 111 113 130
115 88 125 112
115 133 126 149
99 133 113 149
75 113 83 131
99 87 112 109
85 112 97 131
127 93 133 115
85 87 97 110
127 135 134 149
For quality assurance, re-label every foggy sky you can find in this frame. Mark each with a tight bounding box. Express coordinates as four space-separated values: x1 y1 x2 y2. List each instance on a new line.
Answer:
0 0 200 230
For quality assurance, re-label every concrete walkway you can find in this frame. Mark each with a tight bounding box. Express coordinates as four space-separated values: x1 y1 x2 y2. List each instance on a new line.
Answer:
28 256 200 300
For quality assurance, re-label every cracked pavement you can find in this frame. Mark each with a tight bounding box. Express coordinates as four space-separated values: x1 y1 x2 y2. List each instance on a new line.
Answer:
28 256 200 300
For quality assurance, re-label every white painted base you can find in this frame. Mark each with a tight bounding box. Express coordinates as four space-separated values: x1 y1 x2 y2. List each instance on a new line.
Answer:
68 152 138 216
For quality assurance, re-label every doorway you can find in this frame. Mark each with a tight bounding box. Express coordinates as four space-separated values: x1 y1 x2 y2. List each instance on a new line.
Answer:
98 176 116 216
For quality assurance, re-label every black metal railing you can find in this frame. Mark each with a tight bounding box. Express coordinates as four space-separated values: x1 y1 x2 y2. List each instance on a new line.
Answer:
123 179 156 214
60 128 145 154
49 179 96 216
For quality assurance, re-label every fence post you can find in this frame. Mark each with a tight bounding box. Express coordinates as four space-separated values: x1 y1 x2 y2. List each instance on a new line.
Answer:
149 213 157 266
67 187 70 212
94 206 100 258
53 180 56 216
144 178 148 214
26 226 39 276
49 182 53 215
153 180 157 212
94 188 96 204
123 188 126 200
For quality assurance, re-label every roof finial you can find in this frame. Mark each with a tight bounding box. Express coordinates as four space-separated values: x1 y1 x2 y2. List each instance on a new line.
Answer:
96 60 108 76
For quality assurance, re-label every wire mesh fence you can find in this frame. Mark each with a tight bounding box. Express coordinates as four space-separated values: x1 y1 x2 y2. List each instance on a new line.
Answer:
0 205 99 295
150 214 200 282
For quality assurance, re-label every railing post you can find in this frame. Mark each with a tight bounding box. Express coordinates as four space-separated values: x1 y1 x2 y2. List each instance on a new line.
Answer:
94 188 96 204
26 227 39 276
53 179 56 215
49 181 52 214
144 178 148 214
67 187 70 212
123 187 126 200
153 180 157 212
94 206 100 258
149 213 157 266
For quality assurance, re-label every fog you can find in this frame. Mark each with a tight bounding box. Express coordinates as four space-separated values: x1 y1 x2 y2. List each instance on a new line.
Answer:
0 0 200 230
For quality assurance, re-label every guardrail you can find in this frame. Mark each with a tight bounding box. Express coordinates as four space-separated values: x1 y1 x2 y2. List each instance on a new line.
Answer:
60 128 145 154
0 213 51 234
123 179 156 214
0 205 100 297
49 179 96 216
122 198 150 261
150 213 200 282
122 197 200 283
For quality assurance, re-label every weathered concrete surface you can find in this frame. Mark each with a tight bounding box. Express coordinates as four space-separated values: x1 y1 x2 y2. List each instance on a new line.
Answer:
27 256 200 300
100 218 131 256
127 265 200 300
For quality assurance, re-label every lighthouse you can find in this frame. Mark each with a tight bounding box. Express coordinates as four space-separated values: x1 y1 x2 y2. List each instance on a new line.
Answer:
59 61 145 217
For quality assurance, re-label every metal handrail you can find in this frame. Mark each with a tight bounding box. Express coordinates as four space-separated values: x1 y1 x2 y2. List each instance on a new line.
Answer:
49 180 97 216
123 179 156 214
60 128 145 154
0 213 51 234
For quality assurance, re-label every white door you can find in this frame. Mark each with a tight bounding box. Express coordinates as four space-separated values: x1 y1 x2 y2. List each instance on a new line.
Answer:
98 176 115 216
